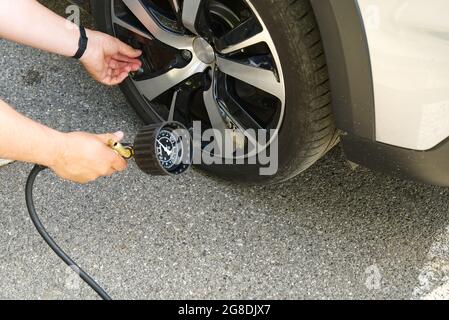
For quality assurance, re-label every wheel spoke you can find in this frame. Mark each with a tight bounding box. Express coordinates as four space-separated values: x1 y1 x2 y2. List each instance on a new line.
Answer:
134 57 207 101
215 16 266 54
182 0 203 34
203 84 228 134
213 72 265 153
204 73 263 156
219 31 267 55
168 0 181 13
216 56 284 101
122 0 193 49
111 11 153 40
215 72 262 131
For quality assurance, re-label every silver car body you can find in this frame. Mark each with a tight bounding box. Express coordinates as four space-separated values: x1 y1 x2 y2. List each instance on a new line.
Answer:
358 0 449 151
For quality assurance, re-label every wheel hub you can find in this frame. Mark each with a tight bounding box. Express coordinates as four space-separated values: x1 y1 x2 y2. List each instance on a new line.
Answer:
192 37 215 65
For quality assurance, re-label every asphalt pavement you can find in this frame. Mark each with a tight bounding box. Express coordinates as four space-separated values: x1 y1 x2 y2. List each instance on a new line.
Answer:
1 1 449 300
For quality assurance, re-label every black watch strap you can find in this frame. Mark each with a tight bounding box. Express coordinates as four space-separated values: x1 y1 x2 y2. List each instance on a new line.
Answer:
73 26 88 60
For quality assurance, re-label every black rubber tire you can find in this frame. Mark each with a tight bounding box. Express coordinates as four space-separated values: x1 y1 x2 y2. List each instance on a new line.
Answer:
91 0 339 184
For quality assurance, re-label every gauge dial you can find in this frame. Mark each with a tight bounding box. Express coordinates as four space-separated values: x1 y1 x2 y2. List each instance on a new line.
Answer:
134 122 192 176
156 129 182 170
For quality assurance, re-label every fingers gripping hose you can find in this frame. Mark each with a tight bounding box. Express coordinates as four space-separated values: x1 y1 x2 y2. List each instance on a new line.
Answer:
25 165 112 300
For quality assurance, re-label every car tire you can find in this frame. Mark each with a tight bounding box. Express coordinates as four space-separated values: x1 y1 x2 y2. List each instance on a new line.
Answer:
92 0 339 184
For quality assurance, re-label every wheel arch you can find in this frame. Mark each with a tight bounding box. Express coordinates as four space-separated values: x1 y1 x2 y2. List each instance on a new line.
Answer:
310 0 375 141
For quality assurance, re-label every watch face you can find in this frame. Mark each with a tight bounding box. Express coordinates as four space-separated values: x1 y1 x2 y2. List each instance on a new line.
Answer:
156 129 182 170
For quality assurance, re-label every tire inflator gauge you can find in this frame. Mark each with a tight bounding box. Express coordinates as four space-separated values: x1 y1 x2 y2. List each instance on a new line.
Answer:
25 122 192 300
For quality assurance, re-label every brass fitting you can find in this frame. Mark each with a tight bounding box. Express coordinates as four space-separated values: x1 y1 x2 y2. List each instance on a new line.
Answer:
108 140 135 160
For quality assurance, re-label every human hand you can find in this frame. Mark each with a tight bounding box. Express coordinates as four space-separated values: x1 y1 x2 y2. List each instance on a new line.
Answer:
80 29 142 86
49 131 128 184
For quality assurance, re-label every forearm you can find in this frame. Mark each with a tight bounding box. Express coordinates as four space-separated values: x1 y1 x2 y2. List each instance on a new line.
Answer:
0 99 63 166
0 0 79 57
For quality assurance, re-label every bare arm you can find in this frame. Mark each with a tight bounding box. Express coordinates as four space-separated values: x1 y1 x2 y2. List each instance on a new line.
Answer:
0 99 62 166
0 0 81 58
0 99 127 184
0 0 144 183
0 0 142 85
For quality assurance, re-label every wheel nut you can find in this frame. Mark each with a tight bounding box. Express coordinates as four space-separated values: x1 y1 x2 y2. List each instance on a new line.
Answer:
130 67 144 77
181 50 192 61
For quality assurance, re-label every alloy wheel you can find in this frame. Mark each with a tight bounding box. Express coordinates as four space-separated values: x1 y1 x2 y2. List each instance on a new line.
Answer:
111 0 285 158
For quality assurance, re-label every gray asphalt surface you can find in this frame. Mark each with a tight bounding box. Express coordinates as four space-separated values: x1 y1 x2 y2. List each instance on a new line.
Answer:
1 1 449 300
